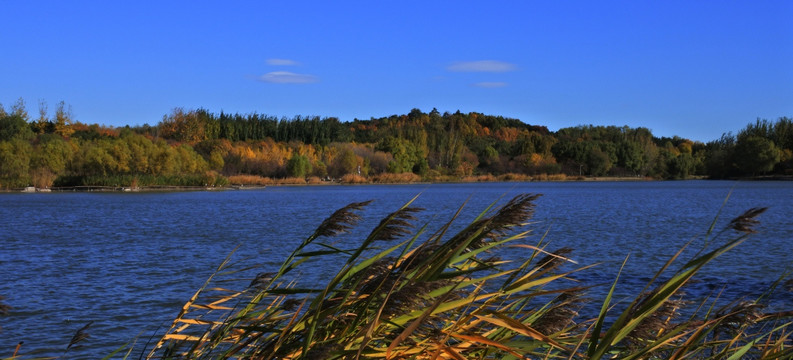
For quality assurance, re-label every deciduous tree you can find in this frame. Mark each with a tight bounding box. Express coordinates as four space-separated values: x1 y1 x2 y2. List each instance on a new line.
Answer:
735 136 780 175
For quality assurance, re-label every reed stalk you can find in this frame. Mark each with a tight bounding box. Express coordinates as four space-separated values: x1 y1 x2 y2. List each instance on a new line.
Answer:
11 193 786 359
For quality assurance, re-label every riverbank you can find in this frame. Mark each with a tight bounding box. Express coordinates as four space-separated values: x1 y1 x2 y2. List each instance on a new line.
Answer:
5 185 266 193
0 175 677 193
6 174 791 193
2 181 792 357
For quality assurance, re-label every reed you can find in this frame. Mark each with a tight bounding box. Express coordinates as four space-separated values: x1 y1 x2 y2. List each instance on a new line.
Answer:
460 174 497 182
371 173 422 184
496 173 532 181
7 195 789 358
532 173 569 181
276 177 308 185
339 174 369 184
135 193 791 359
305 176 323 185
227 174 273 186
0 295 9 332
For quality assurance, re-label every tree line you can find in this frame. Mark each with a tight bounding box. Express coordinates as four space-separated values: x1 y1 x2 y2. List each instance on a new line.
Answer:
1 98 791 188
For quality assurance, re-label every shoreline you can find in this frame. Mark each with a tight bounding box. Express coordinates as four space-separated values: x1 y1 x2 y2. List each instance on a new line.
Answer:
3 175 791 193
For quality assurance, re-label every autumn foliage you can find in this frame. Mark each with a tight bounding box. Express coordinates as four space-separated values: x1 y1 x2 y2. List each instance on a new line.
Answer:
1 99 791 189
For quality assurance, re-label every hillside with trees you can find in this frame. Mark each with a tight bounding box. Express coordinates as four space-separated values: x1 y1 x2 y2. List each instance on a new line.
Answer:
1 98 791 189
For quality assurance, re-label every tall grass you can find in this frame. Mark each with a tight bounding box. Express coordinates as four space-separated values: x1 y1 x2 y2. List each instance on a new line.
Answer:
227 175 274 186
339 174 369 184
137 193 792 359
460 174 498 182
371 173 422 184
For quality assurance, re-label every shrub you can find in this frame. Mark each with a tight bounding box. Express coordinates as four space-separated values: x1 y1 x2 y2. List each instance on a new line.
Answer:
460 174 496 182
305 176 323 184
277 177 307 185
227 174 272 186
371 172 422 183
497 173 531 181
339 174 368 184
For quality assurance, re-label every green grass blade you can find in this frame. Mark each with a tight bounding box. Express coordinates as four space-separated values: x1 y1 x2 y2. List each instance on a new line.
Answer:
587 254 629 359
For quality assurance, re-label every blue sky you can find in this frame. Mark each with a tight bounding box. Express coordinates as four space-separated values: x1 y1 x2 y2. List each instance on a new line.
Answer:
1 1 791 142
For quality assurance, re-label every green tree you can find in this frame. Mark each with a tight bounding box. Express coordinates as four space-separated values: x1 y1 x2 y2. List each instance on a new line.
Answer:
122 133 155 174
587 148 612 176
377 136 427 174
287 154 312 178
31 135 73 187
0 139 32 187
150 140 178 175
173 144 209 174
0 114 33 141
209 149 225 171
668 153 696 179
734 136 780 175
330 148 359 178
704 133 737 178
617 140 645 175
73 141 116 176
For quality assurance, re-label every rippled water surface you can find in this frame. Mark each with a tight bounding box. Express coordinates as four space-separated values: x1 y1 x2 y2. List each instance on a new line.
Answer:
1 181 792 357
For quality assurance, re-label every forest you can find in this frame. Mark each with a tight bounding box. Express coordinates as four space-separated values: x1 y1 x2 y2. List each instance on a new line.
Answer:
0 98 791 189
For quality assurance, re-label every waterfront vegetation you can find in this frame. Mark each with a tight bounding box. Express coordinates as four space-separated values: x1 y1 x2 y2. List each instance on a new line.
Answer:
1 99 792 189
9 193 784 359
2 193 792 358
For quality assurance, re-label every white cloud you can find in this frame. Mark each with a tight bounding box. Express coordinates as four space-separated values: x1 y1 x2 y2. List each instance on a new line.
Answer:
447 60 517 72
473 81 508 88
259 71 319 84
266 58 299 66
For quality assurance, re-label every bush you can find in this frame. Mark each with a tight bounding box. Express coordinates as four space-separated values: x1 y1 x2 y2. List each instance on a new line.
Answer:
371 172 422 183
339 174 368 184
460 174 497 182
227 174 272 186
276 177 307 185
496 173 531 181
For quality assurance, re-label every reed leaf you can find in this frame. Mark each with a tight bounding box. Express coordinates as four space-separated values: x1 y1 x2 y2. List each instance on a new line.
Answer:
138 195 790 360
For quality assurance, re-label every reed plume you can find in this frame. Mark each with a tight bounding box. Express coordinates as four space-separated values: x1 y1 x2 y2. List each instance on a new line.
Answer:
533 247 574 272
0 295 9 315
141 198 792 360
627 293 688 345
369 206 423 242
66 321 93 351
314 200 373 237
248 271 276 290
382 279 455 318
488 193 541 234
353 256 397 296
533 291 585 335
727 207 767 234
479 193 541 248
715 300 765 335
0 295 9 332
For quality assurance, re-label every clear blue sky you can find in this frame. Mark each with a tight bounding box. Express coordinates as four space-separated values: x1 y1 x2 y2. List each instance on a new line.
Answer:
2 1 791 142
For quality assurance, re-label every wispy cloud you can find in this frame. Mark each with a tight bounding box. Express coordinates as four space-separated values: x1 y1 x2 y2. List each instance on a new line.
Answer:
447 60 516 72
266 58 300 66
258 71 319 84
473 81 508 88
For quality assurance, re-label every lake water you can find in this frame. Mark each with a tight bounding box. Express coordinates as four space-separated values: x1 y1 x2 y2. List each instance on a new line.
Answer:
1 181 792 358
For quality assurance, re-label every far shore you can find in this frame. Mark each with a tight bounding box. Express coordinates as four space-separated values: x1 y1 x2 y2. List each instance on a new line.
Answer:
3 175 791 193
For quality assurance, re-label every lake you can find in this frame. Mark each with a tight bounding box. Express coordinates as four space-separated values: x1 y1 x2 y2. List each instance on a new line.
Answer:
1 181 792 358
